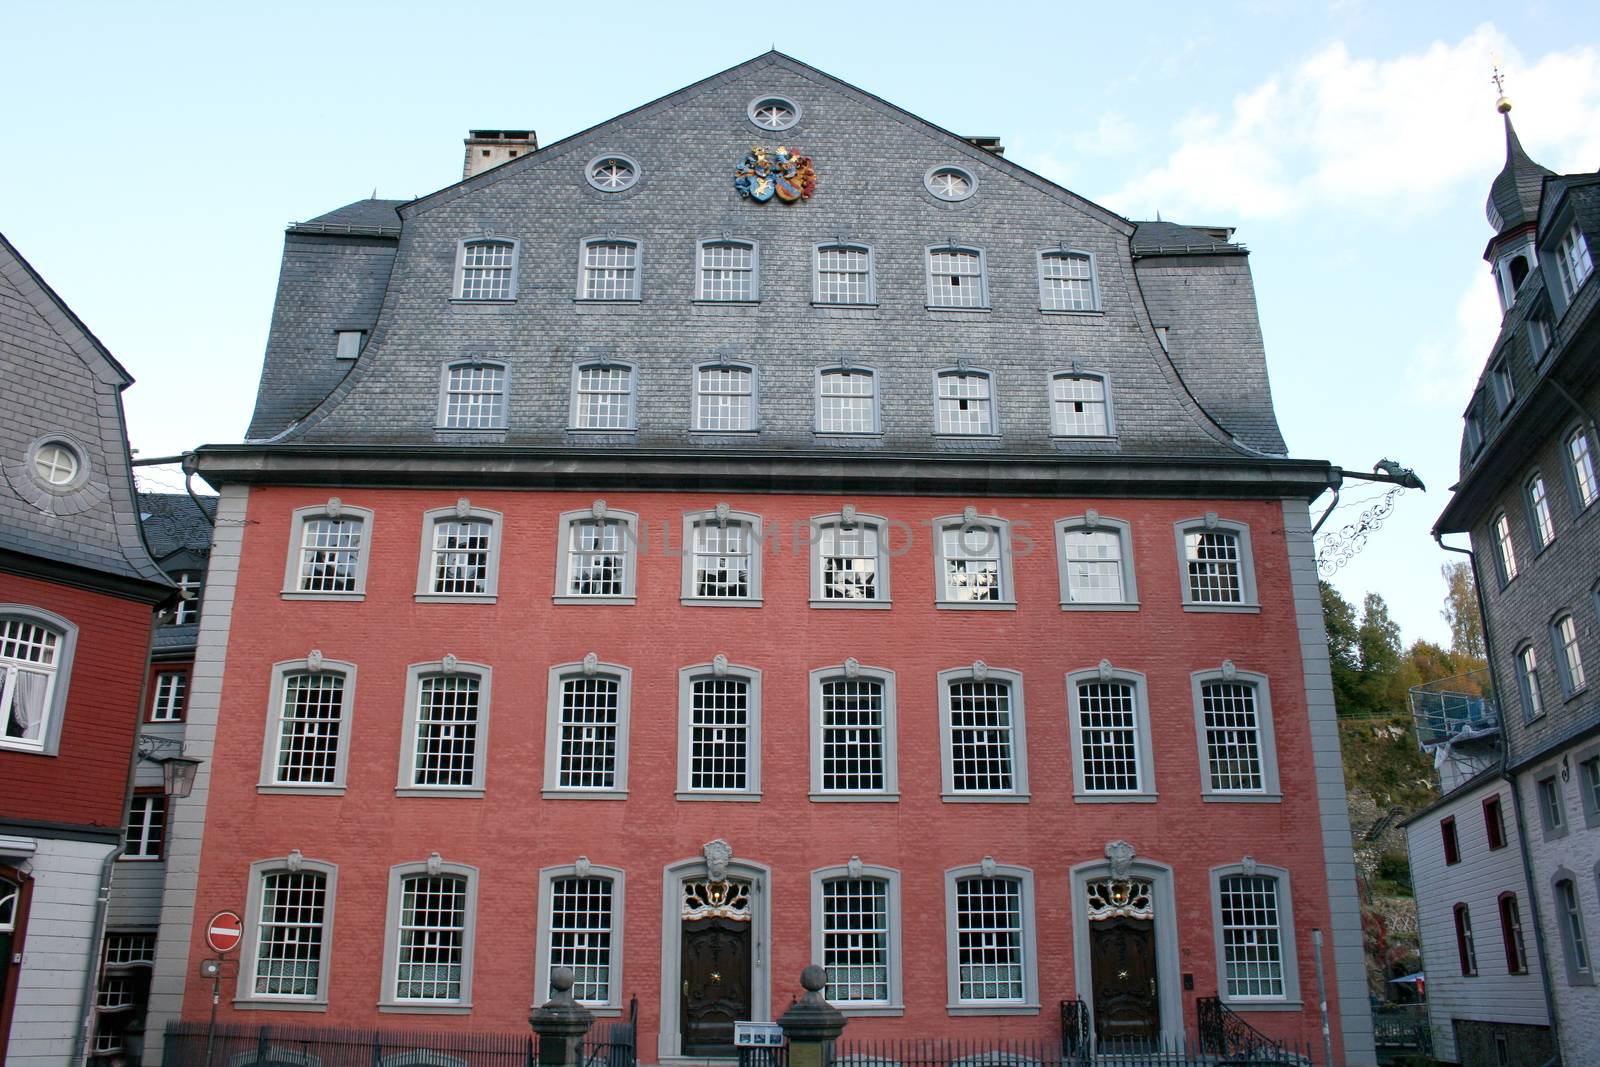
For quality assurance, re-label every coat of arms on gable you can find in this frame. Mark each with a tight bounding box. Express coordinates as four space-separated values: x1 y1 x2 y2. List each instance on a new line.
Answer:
733 146 816 203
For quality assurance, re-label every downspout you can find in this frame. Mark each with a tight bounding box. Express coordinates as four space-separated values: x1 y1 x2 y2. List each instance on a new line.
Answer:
1434 533 1561 1042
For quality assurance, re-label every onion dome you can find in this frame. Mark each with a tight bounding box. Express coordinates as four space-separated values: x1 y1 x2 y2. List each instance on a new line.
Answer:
1485 99 1553 233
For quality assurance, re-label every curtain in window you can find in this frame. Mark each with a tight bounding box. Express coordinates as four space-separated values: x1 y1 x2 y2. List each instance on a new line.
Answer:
10 670 50 740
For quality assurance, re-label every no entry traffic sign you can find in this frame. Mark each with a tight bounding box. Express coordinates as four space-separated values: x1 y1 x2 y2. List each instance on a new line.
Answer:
205 910 244 954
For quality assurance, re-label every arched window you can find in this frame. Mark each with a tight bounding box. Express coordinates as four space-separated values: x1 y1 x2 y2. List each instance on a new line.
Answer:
1567 426 1598 510
681 508 763 603
1492 512 1519 584
1175 516 1259 609
239 857 338 1005
454 239 517 301
416 503 502 601
1039 250 1098 311
812 862 904 1011
925 247 988 309
1191 668 1281 798
1499 892 1528 974
578 238 641 301
1551 613 1587 697
438 362 507 430
1050 373 1112 437
398 661 492 794
1526 473 1556 548
258 657 358 792
570 362 636 431
1517 644 1545 721
1212 864 1300 1002
536 863 625 1011
697 240 758 302
542 660 632 799
816 368 878 434
380 858 479 1007
283 502 374 597
935 370 995 436
937 664 1028 799
0 608 76 755
693 364 756 432
1055 515 1137 609
676 661 763 797
944 862 1038 1007
808 663 898 798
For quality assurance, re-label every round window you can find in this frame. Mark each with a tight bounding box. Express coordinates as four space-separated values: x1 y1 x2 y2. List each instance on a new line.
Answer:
32 440 83 488
747 96 800 132
925 165 977 202
586 155 639 192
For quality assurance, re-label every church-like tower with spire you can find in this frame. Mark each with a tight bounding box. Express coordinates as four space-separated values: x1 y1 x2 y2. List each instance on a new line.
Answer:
1425 84 1600 1065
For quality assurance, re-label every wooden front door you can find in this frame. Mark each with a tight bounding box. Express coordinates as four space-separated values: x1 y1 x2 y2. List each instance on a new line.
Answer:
680 916 752 1056
1090 916 1159 1043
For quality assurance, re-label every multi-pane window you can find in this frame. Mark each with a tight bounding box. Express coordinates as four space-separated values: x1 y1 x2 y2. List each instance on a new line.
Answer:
695 366 755 431
103 933 156 967
150 670 187 722
573 365 634 430
1051 375 1109 436
1184 529 1244 604
1 616 61 751
395 874 467 1001
253 870 327 997
1520 646 1545 720
1201 682 1265 792
457 240 515 301
1528 475 1555 548
1219 875 1287 998
1494 513 1519 582
1555 224 1594 300
410 675 480 788
954 876 1024 1001
442 364 507 430
699 241 756 301
819 523 880 601
1555 614 1587 694
816 245 872 305
549 876 614 1003
1500 893 1528 974
296 517 364 593
940 523 1003 602
1040 251 1096 311
1538 776 1564 832
122 793 166 860
173 571 202 625
692 521 753 599
33 441 80 486
429 519 492 595
927 249 986 309
581 240 639 300
821 878 890 1002
936 372 994 435
1569 429 1598 509
688 676 750 791
820 677 886 792
1454 903 1478 976
1076 681 1140 793
1557 878 1591 974
947 679 1015 793
817 370 877 434
566 519 628 597
1062 527 1126 604
274 672 345 785
557 677 619 789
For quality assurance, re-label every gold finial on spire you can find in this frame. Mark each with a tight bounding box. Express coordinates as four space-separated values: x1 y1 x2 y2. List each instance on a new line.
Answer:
1491 59 1512 113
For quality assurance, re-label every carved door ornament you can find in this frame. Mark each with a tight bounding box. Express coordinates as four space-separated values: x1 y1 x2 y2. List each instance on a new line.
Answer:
683 879 752 921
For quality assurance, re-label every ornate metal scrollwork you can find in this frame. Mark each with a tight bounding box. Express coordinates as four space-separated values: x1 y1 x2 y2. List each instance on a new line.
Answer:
683 879 751 921
1317 486 1404 576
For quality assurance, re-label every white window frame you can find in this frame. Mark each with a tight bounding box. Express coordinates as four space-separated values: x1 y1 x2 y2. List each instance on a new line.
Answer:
258 657 358 795
535 863 626 1014
282 502 374 600
121 792 166 861
569 361 637 432
815 367 880 435
1488 354 1515 413
1518 643 1546 721
378 858 479 1011
1551 613 1588 698
542 661 632 800
586 155 639 193
1492 512 1519 585
696 239 759 302
334 330 364 360
1553 871 1594 985
436 361 509 431
925 246 989 311
1055 515 1138 610
1553 224 1594 303
1526 473 1556 550
237 856 338 1007
1191 667 1282 801
173 570 203 626
943 862 1039 1014
1049 372 1114 438
931 513 1015 609
453 237 519 302
415 504 503 603
1037 249 1100 312
675 661 763 800
933 369 997 436
1565 424 1598 512
554 506 640 605
1210 862 1302 1008
1173 516 1260 612
937 665 1029 802
576 237 642 301
924 166 978 203
692 363 759 433
396 660 491 797
0 607 76 756
680 509 764 606
809 511 892 608
813 244 876 306
150 668 188 722
808 663 899 801
810 863 904 1015
1065 665 1156 802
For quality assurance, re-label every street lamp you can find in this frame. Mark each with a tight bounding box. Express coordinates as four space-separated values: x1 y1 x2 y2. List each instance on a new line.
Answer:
136 735 203 799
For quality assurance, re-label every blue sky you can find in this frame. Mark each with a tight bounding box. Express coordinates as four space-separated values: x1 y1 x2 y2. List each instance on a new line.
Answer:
4 1 1597 646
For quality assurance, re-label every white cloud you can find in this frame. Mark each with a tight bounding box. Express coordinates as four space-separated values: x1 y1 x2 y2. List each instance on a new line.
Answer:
1074 112 1141 156
1109 24 1600 221
1404 270 1504 409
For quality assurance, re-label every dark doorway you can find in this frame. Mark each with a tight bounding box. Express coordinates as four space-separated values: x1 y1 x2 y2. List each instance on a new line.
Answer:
680 916 752 1056
1090 916 1159 1043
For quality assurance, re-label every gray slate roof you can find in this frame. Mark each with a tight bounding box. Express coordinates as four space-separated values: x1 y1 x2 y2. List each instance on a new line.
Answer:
1130 221 1241 255
137 491 215 563
1486 114 1553 233
292 198 406 235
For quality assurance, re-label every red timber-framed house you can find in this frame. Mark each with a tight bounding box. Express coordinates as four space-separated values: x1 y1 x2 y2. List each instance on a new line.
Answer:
0 232 173 1065
145 54 1375 1065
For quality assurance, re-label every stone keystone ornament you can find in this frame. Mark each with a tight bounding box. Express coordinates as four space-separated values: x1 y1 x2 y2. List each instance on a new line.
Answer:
703 838 733 881
734 145 817 203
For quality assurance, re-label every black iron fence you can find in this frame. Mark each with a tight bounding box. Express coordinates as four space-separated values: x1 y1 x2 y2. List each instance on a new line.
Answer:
835 1033 1317 1067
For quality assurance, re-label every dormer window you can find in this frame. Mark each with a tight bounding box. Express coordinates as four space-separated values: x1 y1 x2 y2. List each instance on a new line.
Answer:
1489 357 1514 413
1555 225 1594 302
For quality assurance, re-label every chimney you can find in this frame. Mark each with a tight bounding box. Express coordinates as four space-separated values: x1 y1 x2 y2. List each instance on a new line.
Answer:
463 130 538 179
964 136 1005 156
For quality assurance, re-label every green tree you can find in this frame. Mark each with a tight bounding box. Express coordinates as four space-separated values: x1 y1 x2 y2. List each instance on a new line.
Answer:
1357 592 1405 712
1322 581 1364 716
1441 561 1485 660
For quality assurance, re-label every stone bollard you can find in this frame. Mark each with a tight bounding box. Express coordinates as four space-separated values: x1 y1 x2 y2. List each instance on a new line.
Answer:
530 968 596 1067
778 966 847 1067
